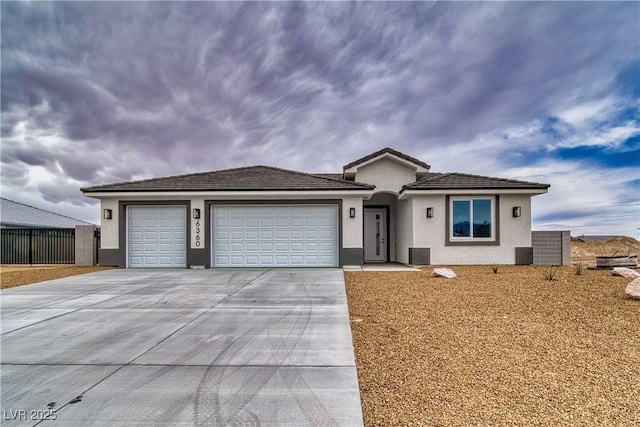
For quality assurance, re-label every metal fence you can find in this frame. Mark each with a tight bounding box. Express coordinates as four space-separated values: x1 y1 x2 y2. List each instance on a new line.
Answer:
1 228 76 264
95 228 101 264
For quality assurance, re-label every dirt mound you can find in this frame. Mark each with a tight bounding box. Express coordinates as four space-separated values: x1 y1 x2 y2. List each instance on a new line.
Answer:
572 236 640 264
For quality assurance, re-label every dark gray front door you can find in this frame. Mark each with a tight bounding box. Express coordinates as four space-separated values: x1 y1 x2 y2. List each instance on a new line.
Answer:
364 208 386 262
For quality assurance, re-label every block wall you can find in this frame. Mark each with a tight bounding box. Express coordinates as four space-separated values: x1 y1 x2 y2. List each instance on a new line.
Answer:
532 231 571 266
75 225 98 266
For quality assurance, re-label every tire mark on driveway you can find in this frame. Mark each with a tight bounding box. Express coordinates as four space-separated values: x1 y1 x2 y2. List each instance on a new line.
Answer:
28 269 270 426
193 272 339 426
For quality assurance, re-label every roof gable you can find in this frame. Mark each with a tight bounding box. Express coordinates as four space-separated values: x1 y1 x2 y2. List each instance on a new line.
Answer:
82 166 374 193
343 147 430 175
342 147 431 184
402 173 550 191
343 147 430 170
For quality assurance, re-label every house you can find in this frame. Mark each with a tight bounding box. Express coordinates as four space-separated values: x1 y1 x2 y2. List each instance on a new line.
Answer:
81 148 549 268
0 198 95 265
0 198 92 229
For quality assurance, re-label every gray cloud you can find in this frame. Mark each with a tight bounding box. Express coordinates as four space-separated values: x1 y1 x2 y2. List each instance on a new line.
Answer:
1 1 638 232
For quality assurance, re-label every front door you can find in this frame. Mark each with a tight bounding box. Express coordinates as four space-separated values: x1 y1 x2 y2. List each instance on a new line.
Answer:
364 208 387 263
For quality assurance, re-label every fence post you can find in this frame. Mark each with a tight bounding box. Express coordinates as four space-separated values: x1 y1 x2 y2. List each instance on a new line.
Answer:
95 228 101 264
75 225 97 266
28 228 33 265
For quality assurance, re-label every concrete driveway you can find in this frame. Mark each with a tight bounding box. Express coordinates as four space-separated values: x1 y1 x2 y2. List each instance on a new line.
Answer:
1 269 363 426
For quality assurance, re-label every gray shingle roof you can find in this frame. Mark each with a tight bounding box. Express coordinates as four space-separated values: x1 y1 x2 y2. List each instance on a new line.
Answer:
403 173 550 191
343 147 431 170
82 166 375 193
312 173 345 181
0 198 93 228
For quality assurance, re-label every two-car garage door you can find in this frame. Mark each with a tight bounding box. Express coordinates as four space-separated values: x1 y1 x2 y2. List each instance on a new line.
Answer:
127 204 338 268
212 205 338 267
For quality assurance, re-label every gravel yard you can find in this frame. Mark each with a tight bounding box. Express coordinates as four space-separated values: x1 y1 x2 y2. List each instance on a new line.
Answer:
0 265 114 289
345 266 640 426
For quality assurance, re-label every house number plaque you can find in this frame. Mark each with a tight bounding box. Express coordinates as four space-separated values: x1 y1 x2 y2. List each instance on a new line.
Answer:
194 220 201 247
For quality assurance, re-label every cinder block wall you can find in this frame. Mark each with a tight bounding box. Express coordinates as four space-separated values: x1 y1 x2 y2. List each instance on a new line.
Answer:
532 231 571 266
75 225 97 266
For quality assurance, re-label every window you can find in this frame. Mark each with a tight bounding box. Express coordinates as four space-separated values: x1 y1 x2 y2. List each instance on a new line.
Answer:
450 197 496 242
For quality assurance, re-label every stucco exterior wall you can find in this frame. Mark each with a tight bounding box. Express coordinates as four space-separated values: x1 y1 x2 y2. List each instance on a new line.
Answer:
411 194 532 265
100 199 119 249
341 196 363 248
412 194 446 249
97 190 535 267
355 158 416 193
395 198 413 264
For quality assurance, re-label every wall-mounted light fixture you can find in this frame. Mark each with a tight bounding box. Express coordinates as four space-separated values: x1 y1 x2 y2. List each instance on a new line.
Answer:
426 207 434 218
193 208 201 219
512 206 521 218
349 207 356 218
103 209 113 220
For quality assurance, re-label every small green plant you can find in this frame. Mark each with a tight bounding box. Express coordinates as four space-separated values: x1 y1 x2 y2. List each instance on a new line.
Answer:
543 266 558 281
574 262 584 276
491 264 499 274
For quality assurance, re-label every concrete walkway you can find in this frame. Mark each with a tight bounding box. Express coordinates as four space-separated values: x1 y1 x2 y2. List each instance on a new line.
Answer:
344 263 422 272
1 269 363 426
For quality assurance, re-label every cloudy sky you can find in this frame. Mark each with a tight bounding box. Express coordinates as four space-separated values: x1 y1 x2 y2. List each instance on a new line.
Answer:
2 1 638 237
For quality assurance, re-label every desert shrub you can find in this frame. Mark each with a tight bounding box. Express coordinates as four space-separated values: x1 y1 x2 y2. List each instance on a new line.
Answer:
543 266 558 281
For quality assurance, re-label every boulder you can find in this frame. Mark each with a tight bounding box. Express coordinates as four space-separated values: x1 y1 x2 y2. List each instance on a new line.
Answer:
625 278 640 300
432 268 456 279
612 267 640 279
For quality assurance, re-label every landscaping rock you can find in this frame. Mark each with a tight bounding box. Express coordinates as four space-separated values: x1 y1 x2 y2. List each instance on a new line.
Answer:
626 278 640 300
612 267 640 278
432 268 456 278
0 266 115 290
345 266 640 426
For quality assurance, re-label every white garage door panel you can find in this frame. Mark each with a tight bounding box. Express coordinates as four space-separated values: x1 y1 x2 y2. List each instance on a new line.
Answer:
213 205 338 267
128 206 187 268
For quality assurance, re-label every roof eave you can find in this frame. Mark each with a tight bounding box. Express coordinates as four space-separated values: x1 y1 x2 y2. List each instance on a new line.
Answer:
81 183 375 193
82 188 375 199
398 187 549 199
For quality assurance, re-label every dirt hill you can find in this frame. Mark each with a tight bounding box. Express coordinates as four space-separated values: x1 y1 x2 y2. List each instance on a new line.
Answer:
572 236 640 264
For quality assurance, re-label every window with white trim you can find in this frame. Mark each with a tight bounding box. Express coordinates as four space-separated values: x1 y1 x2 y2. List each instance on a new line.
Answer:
450 196 495 241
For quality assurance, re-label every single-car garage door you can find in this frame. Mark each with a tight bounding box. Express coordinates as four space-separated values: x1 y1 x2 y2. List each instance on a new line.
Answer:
127 206 187 268
212 205 338 267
